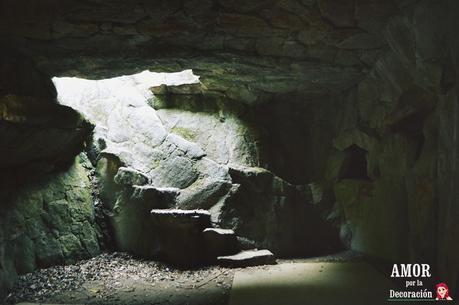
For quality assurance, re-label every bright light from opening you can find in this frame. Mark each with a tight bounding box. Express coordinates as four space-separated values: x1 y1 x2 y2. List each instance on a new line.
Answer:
52 69 199 126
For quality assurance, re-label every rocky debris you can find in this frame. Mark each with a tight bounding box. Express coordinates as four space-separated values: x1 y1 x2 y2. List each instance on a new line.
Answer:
5 252 233 305
217 250 276 268
203 228 239 259
113 167 149 186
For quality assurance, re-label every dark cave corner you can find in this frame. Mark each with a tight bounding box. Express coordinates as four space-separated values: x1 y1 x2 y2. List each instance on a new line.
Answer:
338 145 370 181
1 0 459 304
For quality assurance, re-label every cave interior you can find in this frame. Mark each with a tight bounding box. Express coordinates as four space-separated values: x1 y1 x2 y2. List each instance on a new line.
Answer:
1 0 459 304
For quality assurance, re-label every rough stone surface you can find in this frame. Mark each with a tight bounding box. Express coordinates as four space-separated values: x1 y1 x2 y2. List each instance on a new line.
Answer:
114 167 149 186
0 0 395 103
53 73 235 203
0 156 101 299
150 209 212 266
203 228 239 259
150 209 212 228
53 73 263 265
0 49 96 301
156 107 259 167
130 186 179 208
220 166 342 257
313 0 459 293
217 250 276 268
0 50 92 171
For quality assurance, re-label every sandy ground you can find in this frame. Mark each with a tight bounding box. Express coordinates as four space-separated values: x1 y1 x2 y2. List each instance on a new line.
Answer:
229 262 396 305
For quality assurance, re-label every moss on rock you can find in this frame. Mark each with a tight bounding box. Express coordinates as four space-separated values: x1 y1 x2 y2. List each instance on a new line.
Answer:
0 155 101 297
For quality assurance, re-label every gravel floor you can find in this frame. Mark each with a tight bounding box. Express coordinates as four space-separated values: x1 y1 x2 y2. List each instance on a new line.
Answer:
5 250 363 305
6 252 234 305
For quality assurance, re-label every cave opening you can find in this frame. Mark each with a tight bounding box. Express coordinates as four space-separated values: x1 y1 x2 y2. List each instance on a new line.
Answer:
338 144 370 181
52 69 200 123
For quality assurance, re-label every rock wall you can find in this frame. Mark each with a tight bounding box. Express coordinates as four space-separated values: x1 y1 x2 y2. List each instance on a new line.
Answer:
0 156 101 299
433 0 459 293
0 49 92 171
0 0 394 61
319 0 459 290
0 49 99 301
247 96 342 184
220 166 341 256
0 0 399 104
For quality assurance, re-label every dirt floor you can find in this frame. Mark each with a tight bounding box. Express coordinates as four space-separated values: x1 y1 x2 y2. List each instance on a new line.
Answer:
6 252 234 305
6 251 364 305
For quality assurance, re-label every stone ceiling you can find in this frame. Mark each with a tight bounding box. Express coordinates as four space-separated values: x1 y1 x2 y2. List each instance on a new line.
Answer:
0 0 413 103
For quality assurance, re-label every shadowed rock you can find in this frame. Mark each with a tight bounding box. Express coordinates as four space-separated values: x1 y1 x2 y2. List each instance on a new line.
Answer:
150 209 212 266
203 228 240 259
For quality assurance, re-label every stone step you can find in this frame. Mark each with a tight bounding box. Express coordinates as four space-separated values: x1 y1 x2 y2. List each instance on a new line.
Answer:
150 209 211 228
149 209 212 266
203 228 235 235
203 228 239 258
217 249 276 267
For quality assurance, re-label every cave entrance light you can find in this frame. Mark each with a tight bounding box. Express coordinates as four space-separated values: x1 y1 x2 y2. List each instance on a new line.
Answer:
52 69 200 126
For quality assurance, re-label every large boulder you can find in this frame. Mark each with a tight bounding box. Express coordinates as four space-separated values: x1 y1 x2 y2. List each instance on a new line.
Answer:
114 167 150 186
219 166 342 257
203 228 239 259
109 186 177 258
150 209 211 266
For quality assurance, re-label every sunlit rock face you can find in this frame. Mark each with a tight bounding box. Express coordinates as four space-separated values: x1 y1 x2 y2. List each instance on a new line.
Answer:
52 71 339 261
52 71 256 209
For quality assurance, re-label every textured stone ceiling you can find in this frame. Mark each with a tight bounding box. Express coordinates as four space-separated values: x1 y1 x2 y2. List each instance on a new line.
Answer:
0 0 409 103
